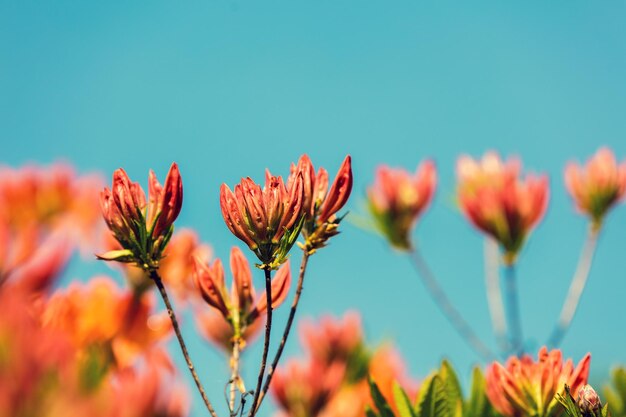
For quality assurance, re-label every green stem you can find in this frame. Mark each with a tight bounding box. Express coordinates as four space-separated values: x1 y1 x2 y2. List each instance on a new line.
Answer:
484 238 509 354
548 226 600 348
503 264 523 355
408 246 496 361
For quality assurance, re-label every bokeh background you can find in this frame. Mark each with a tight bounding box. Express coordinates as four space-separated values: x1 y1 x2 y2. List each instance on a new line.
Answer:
2 2 626 416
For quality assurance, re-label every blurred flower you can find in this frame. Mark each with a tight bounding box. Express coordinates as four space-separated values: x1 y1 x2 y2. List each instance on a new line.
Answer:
565 147 626 228
577 384 602 415
485 346 591 417
271 358 346 417
107 364 189 417
300 311 364 367
289 155 353 252
99 163 182 269
220 169 305 268
271 313 418 417
457 152 549 264
42 277 171 368
368 162 436 250
0 163 103 291
366 345 420 417
193 246 291 348
159 228 213 303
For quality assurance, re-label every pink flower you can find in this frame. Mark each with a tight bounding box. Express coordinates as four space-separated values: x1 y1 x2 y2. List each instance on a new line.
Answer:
485 347 590 417
288 155 353 252
193 246 291 346
564 147 626 227
220 171 304 267
457 152 549 264
368 161 437 250
99 163 183 268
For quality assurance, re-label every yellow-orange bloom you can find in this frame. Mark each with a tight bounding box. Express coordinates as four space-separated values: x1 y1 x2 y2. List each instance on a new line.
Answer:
457 152 549 264
565 147 626 227
42 277 171 368
485 347 590 417
193 246 291 347
368 161 437 250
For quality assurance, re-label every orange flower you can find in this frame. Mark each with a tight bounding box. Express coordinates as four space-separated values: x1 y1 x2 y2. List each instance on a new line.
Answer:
0 163 103 291
193 246 291 347
42 277 171 368
158 228 212 303
368 161 436 250
457 152 549 264
485 347 590 417
99 163 182 268
288 155 353 252
220 169 305 267
299 311 364 366
565 147 626 227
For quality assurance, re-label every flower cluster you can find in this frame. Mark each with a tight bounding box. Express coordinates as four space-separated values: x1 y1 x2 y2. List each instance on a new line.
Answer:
486 347 591 417
367 161 437 250
457 152 549 264
565 147 626 228
220 154 352 266
193 246 291 349
271 312 418 417
99 163 183 269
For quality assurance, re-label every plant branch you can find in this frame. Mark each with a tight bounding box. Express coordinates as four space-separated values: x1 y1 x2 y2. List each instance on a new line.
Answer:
229 338 242 414
484 238 509 354
503 264 523 355
548 226 600 348
149 270 218 417
408 246 496 361
255 251 310 412
248 267 273 417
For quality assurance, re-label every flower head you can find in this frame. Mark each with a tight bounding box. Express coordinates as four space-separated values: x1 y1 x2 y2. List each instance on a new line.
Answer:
577 384 602 416
485 347 591 417
300 312 364 367
220 170 305 268
457 152 549 264
368 161 436 250
565 147 626 228
193 246 291 347
99 163 182 269
288 155 353 253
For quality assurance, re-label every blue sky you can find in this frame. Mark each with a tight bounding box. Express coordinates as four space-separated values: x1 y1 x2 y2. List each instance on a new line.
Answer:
2 1 626 416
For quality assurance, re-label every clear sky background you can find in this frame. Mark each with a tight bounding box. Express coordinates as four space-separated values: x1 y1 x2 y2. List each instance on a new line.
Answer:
2 2 626 416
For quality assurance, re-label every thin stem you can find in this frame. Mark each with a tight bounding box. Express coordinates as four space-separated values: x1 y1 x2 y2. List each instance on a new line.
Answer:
503 264 523 355
484 238 509 354
149 270 218 417
548 226 600 348
248 267 273 417
229 338 242 414
408 247 496 361
255 251 310 412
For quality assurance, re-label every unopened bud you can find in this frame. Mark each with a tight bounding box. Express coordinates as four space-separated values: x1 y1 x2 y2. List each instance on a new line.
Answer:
577 384 601 415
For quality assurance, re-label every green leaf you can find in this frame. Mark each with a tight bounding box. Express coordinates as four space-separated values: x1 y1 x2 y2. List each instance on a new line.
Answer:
556 385 583 417
366 405 381 417
417 374 450 417
601 403 611 417
393 381 418 417
439 360 463 417
466 367 489 417
369 378 395 417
